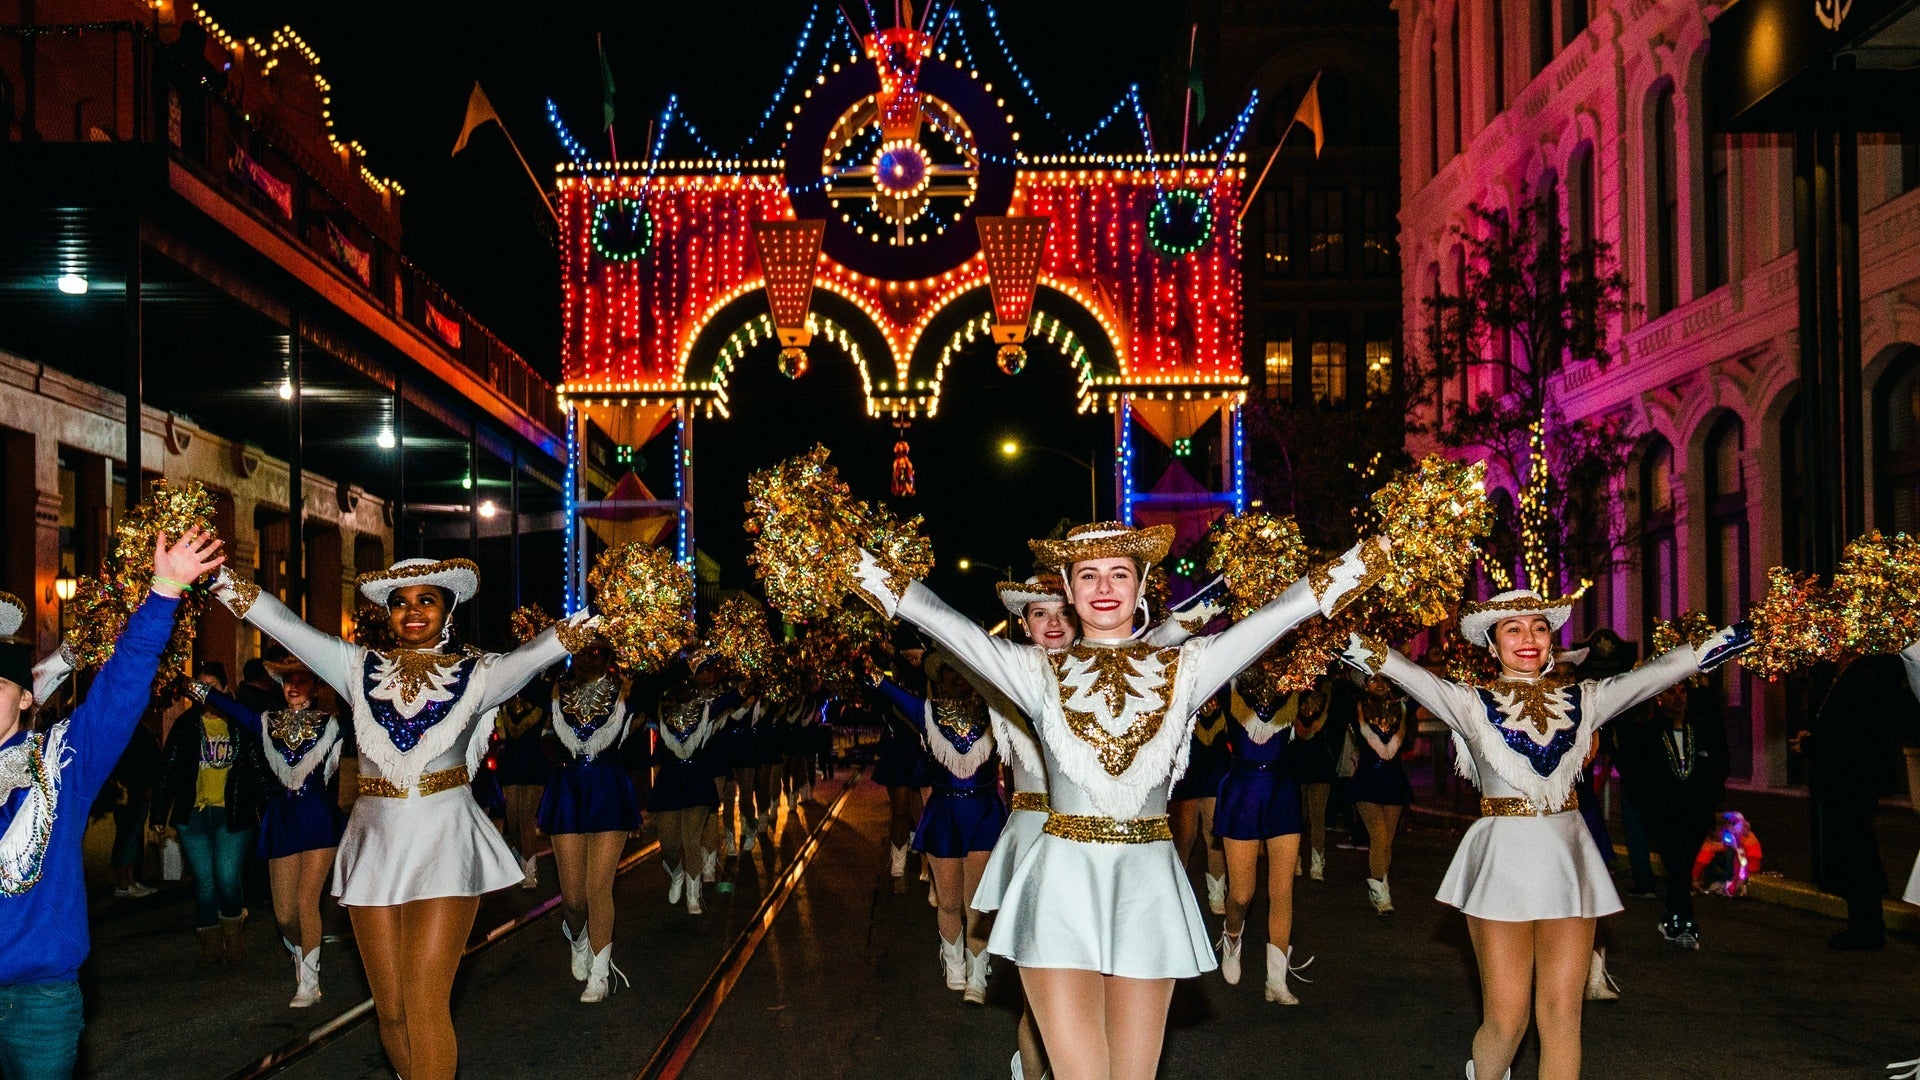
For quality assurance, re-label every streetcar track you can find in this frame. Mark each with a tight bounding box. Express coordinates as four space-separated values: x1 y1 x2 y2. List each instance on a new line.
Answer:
635 770 862 1080
215 840 660 1080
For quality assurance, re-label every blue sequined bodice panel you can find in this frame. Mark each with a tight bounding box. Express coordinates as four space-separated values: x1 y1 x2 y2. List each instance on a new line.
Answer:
1474 687 1582 777
363 653 474 753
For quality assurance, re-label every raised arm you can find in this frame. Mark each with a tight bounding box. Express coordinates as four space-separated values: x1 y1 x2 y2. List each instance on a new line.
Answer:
1186 540 1390 702
1143 574 1230 647
190 684 266 737
211 569 357 697
1339 637 1486 734
1583 621 1751 726
31 644 75 705
872 569 1048 720
874 677 925 720
479 614 592 712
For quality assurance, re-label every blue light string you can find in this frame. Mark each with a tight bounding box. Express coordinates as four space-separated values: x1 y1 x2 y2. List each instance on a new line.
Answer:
1064 91 1132 153
675 411 692 575
673 107 724 162
738 2 820 157
944 11 980 75
1128 84 1156 159
1120 399 1135 526
563 403 578 615
547 98 592 165
1203 92 1259 170
980 3 1052 125
1231 404 1246 513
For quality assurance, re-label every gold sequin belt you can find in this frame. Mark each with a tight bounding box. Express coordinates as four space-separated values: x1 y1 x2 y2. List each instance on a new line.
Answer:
1479 792 1579 818
359 766 470 799
1042 812 1172 844
1009 791 1051 813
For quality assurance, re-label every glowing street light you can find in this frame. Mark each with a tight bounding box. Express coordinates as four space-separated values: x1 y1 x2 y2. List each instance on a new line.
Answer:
55 273 88 296
997 438 1099 521
376 428 397 449
478 500 498 519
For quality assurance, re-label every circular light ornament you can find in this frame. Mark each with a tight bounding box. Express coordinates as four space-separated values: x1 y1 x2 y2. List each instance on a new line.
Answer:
591 198 653 262
996 344 1027 375
778 347 810 379
1147 189 1215 259
872 139 932 200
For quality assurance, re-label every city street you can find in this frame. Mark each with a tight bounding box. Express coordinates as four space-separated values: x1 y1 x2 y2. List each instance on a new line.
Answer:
75 776 1920 1079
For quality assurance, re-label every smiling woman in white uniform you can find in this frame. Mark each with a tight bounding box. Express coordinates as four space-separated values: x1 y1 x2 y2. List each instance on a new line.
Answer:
212 557 593 1080
1338 588 1750 1080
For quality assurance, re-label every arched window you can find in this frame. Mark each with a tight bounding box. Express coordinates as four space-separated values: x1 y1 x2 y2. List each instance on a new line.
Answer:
1639 437 1678 643
1874 347 1920 533
1780 394 1806 567
1650 83 1679 317
1700 69 1729 293
1704 415 1748 626
1450 11 1464 155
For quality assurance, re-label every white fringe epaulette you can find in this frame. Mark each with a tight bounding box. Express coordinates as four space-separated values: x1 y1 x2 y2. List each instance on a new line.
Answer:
986 703 1045 788
0 722 69 896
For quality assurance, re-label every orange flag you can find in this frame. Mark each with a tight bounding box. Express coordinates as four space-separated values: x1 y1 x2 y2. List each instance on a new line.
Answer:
1293 74 1324 158
451 83 502 157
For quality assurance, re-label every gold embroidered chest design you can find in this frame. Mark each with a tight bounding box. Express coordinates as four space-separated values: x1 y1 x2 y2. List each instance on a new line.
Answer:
1488 677 1575 736
267 710 325 748
380 648 468 706
1050 643 1183 776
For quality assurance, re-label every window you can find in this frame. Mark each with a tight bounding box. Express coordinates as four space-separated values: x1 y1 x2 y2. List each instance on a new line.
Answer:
1703 414 1751 766
1263 189 1292 276
1428 30 1441 176
1530 0 1553 76
1561 0 1588 44
1361 189 1397 276
1450 14 1464 155
1875 348 1920 534
1307 189 1347 275
1264 339 1294 402
1651 84 1679 316
1702 88 1729 293
1639 438 1678 644
1492 0 1506 112
1365 339 1393 402
1311 337 1348 406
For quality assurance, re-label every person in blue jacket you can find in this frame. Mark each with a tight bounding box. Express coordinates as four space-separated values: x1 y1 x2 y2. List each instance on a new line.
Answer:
0 527 225 1078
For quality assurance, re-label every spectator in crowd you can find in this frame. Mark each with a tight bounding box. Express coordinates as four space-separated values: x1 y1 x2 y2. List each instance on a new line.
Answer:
106 705 166 898
1626 681 1727 949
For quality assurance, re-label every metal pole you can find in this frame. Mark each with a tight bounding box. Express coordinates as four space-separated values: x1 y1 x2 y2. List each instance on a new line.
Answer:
286 314 305 615
124 213 143 505
1814 101 1844 568
1836 56 1865 541
1791 119 1828 573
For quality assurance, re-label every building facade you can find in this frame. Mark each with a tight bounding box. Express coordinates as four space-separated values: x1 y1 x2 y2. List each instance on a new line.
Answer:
1397 0 1920 787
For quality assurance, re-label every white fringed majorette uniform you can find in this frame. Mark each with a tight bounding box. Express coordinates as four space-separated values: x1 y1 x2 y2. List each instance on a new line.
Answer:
857 542 1379 979
1341 634 1737 922
213 573 588 906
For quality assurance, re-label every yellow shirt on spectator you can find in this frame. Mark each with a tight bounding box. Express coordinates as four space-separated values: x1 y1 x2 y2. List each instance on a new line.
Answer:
195 716 234 810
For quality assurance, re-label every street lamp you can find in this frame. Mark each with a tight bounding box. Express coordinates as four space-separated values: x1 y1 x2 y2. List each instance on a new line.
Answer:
53 574 77 639
999 439 1099 522
957 558 1014 579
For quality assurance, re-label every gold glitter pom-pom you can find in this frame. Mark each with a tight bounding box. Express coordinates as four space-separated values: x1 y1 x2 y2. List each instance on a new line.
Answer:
744 446 863 622
706 595 777 688
861 502 935 601
1745 568 1841 680
588 544 694 674
1207 513 1310 619
1651 611 1716 655
1366 456 1492 626
509 604 555 647
787 603 892 698
1830 531 1920 656
64 479 220 688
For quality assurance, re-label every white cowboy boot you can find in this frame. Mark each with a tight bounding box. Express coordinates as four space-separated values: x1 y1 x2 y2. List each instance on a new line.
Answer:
1584 947 1620 1001
1264 944 1310 1005
1217 930 1243 985
685 875 704 915
1367 877 1394 915
701 848 717 882
889 843 909 880
579 943 629 1004
963 948 990 1005
1464 1063 1512 1079
1309 849 1325 882
289 948 322 1008
1205 873 1226 916
1010 1049 1024 1080
562 920 592 982
666 864 686 905
939 935 967 990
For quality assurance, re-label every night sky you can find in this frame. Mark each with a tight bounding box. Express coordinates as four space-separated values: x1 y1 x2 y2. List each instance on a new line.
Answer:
234 1 1202 622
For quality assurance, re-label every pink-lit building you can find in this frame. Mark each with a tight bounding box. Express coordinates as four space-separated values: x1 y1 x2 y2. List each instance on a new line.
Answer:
1396 0 1920 787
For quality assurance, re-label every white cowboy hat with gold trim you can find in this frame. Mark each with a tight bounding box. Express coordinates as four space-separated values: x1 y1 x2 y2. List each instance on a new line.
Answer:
1458 588 1577 649
356 558 480 607
996 574 1067 615
1029 522 1174 571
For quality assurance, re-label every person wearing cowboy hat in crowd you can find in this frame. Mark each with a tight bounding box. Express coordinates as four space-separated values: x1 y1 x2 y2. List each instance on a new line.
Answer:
0 529 225 1079
153 659 276 968
207 556 595 1080
1335 588 1752 1080
541 636 641 1003
846 521 1390 1080
189 654 347 1007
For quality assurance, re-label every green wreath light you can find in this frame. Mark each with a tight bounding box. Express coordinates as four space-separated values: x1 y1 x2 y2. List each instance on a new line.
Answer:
592 198 653 262
1147 189 1214 259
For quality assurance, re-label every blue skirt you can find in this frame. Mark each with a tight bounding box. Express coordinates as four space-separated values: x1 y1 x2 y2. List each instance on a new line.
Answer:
538 759 642 835
495 732 550 787
649 756 721 812
913 785 1007 858
256 785 346 860
1214 765 1303 841
1350 760 1412 806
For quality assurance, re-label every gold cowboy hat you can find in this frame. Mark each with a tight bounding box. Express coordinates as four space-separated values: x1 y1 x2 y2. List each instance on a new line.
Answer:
1028 522 1174 571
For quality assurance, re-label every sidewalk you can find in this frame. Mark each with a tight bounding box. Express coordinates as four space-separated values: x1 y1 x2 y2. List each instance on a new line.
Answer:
1403 755 1920 934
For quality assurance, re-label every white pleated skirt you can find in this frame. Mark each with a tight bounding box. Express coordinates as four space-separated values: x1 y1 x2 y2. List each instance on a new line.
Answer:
333 787 523 906
984 831 1217 979
1436 811 1623 921
971 807 1048 914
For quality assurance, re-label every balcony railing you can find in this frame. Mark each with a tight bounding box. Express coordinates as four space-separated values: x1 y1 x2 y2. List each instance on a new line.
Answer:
0 21 563 435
